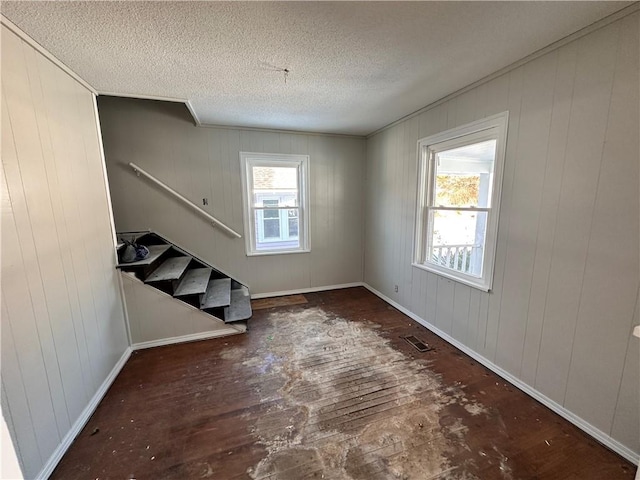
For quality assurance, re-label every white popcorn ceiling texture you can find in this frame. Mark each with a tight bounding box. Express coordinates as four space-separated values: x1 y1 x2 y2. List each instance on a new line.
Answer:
1 1 630 135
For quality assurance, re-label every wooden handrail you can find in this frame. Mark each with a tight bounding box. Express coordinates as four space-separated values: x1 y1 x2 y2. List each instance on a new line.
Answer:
129 162 242 239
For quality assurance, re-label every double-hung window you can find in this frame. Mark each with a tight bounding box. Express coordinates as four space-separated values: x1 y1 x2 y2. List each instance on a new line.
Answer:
413 112 508 291
240 152 310 255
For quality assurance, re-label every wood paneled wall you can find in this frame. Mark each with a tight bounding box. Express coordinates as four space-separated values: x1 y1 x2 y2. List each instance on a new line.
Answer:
1 25 129 478
98 97 366 295
364 12 639 456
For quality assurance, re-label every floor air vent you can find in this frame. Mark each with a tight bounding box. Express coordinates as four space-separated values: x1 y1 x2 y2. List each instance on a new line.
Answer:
403 335 433 352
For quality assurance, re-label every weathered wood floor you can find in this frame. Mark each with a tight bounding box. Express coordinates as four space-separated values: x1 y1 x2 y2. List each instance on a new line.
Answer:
51 287 634 479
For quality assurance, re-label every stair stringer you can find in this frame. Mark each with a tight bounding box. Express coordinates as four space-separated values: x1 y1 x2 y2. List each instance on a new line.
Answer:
121 271 245 348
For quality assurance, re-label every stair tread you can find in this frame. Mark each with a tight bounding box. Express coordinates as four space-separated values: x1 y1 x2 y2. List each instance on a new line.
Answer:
201 278 231 309
224 287 252 323
117 244 170 267
174 268 212 296
146 256 191 282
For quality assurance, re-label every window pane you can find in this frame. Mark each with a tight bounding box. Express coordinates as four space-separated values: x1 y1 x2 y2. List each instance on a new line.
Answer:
253 211 300 251
288 217 299 237
428 210 488 277
263 218 280 238
433 139 496 208
263 199 279 219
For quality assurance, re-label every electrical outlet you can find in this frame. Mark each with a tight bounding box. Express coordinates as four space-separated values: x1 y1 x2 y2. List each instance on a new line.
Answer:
394 285 399 293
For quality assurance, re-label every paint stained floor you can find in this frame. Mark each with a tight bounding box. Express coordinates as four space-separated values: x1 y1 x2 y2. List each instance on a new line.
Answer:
51 288 634 479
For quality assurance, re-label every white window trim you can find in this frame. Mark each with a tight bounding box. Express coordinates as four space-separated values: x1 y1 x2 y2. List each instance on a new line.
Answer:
240 152 310 256
412 111 509 291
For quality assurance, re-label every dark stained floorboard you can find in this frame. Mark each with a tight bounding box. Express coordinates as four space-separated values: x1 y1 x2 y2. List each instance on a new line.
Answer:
50 287 634 480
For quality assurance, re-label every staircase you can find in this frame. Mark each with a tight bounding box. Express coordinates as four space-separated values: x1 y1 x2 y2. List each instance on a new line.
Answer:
116 231 252 328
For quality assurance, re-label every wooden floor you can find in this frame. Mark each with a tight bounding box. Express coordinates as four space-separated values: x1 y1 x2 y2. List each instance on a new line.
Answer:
51 288 635 479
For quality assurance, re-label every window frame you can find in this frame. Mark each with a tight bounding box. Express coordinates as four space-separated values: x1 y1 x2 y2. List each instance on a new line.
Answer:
240 152 310 256
412 112 509 291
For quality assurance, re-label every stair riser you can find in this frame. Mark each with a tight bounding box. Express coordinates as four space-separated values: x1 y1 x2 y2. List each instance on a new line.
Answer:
126 252 171 281
178 295 203 310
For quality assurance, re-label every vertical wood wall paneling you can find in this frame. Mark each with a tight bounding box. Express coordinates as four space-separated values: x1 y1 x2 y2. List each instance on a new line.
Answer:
451 283 471 345
519 41 579 387
0 291 43 477
534 22 619 403
41 56 109 388
332 137 345 283
363 12 639 456
392 122 404 304
471 74 510 354
363 133 379 289
308 135 332 288
465 287 482 350
1 381 26 479
379 129 391 295
26 34 95 427
1 24 129 478
402 117 418 311
228 129 245 230
40 55 98 402
494 51 557 377
72 57 125 383
563 13 639 432
74 77 120 366
422 105 450 328
410 116 427 319
2 29 65 463
610 291 640 452
99 97 366 295
482 65 524 362
48 55 115 385
349 139 367 284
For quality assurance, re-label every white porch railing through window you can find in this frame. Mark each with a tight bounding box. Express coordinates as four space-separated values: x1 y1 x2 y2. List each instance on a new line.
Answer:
431 244 482 275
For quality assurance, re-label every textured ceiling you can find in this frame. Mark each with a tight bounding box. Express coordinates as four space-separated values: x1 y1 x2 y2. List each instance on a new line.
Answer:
1 1 631 135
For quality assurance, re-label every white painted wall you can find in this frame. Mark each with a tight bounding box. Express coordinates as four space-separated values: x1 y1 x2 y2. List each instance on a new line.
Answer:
364 12 639 458
1 24 129 478
98 97 366 295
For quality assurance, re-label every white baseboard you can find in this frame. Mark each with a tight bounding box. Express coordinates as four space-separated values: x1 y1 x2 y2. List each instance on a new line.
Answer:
363 283 640 465
131 327 244 351
36 347 132 480
251 282 364 299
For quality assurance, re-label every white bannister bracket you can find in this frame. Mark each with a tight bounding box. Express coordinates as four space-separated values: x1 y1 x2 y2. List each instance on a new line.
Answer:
128 162 242 239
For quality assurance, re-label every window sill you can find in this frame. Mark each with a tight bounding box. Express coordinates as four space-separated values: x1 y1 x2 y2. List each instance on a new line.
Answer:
246 248 311 257
411 262 491 292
